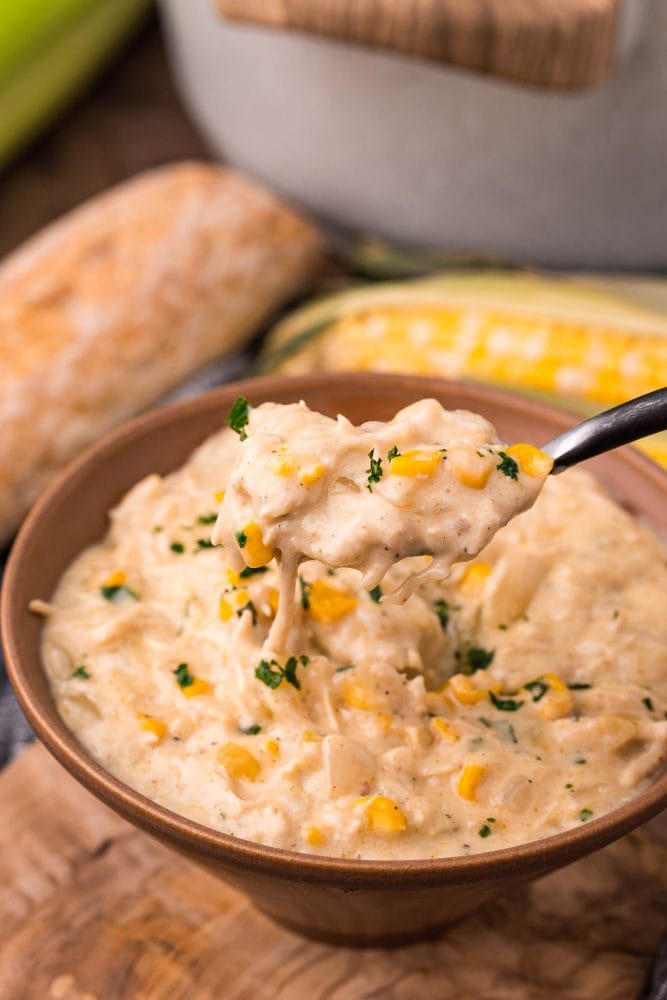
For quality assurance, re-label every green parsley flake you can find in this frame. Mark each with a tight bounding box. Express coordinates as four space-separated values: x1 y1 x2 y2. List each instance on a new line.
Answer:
226 395 250 441
239 724 262 735
579 808 594 822
196 538 216 550
489 691 523 712
368 585 382 603
335 664 354 673
496 451 519 480
197 512 218 525
388 446 401 461
239 565 269 579
366 449 383 491
70 665 90 680
236 600 258 625
235 530 247 548
478 824 492 838
464 647 495 674
173 662 194 689
568 682 592 691
433 599 449 630
524 678 548 702
255 655 310 691
299 576 311 610
100 583 138 603
575 757 587 765
565 783 574 790
642 696 654 712
170 542 185 554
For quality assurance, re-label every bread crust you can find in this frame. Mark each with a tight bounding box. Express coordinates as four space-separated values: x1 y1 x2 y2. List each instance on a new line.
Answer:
0 162 323 545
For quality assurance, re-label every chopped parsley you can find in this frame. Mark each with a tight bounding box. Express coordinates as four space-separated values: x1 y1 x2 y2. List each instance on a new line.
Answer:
255 655 310 691
235 530 247 548
565 783 574 790
478 824 492 838
299 576 311 610
170 541 185 554
239 723 262 735
497 623 508 631
388 446 401 461
70 665 90 680
433 599 449 630
568 682 592 691
336 664 354 673
463 647 495 674
196 538 216 550
153 525 164 533
239 565 269 579
575 757 587 765
642 696 654 712
489 691 523 712
226 395 250 441
366 449 383 491
524 678 548 702
196 512 218 525
236 600 258 625
579 808 594 822
496 451 519 480
173 662 194 689
100 583 138 602
368 585 382 603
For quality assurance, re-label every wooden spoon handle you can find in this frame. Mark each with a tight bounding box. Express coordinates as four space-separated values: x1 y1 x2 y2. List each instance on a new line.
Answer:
216 0 621 90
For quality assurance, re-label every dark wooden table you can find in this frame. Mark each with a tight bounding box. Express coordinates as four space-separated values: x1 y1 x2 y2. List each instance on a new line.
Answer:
0 15 208 259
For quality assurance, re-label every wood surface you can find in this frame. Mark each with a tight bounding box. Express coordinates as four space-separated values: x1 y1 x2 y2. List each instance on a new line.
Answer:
217 0 620 89
1 742 665 1000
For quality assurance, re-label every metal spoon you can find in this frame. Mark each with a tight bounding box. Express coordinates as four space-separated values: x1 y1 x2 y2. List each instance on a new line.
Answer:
543 387 667 473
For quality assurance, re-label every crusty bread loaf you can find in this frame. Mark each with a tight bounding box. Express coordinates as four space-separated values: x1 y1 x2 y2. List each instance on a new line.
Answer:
0 161 324 546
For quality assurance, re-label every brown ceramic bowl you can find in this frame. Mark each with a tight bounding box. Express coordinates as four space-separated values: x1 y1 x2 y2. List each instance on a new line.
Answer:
3 373 667 948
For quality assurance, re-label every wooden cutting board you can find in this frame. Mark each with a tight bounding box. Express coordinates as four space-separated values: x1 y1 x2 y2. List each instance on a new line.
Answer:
1 742 665 1000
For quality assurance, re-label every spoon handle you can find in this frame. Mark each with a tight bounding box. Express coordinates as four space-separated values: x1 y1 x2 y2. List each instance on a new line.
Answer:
543 387 667 473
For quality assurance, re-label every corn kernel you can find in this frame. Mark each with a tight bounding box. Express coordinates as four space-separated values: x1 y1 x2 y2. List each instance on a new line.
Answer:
138 715 167 743
273 454 297 476
448 674 490 705
458 763 485 801
267 588 280 615
537 672 574 720
218 743 261 781
389 449 442 478
342 681 370 710
307 579 357 623
104 570 126 588
214 490 225 503
219 598 234 621
363 795 407 832
431 717 459 741
375 712 393 734
459 562 493 597
234 589 250 606
266 739 280 757
302 729 322 742
181 677 211 698
226 569 242 587
300 464 326 486
240 522 274 568
306 826 325 846
505 443 554 479
450 454 492 490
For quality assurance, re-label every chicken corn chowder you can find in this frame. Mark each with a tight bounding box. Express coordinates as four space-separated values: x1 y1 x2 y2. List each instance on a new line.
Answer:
38 397 667 860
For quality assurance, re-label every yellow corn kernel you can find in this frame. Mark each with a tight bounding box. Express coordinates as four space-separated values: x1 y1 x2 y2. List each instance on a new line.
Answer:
240 522 274 568
450 456 492 490
267 588 280 615
182 677 211 698
389 449 442 478
214 490 225 503
302 729 322 742
459 561 493 597
300 464 326 486
457 763 485 801
505 443 554 479
307 579 357 623
138 715 167 742
431 717 460 741
234 589 250 606
375 712 393 734
306 826 326 846
364 795 408 832
218 743 261 781
226 569 243 586
342 681 370 710
219 598 234 621
273 453 297 476
103 570 126 588
447 674 490 706
537 672 574 720
266 739 280 757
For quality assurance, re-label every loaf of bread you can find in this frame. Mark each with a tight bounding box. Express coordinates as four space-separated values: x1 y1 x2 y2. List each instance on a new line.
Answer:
0 161 324 546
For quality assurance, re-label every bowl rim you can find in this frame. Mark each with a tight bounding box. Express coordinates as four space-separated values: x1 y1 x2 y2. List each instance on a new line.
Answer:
3 371 667 888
